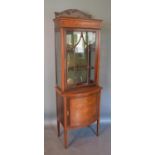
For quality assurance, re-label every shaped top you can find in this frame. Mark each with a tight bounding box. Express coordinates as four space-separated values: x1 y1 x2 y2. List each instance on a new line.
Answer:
53 9 103 29
55 9 92 19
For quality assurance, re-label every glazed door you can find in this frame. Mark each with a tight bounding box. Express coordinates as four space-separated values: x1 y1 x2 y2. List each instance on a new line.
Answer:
65 30 97 89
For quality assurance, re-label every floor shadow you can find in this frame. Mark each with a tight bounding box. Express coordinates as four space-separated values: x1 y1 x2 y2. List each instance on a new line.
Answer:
68 123 111 146
47 122 111 147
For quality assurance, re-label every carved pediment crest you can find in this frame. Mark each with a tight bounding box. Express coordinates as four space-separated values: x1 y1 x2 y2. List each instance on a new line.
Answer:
55 9 92 19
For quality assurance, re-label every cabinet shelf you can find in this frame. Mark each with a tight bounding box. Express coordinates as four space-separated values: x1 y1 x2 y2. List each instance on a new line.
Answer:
67 65 94 71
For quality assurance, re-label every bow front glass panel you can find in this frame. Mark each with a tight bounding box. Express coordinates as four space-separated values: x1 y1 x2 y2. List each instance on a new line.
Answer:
66 30 97 88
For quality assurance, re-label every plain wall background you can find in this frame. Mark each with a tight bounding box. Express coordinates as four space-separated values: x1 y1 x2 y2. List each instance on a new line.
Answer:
44 0 111 123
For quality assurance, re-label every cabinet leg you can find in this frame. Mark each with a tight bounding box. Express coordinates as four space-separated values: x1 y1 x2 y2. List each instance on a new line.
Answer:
97 119 100 136
64 129 67 148
57 121 60 137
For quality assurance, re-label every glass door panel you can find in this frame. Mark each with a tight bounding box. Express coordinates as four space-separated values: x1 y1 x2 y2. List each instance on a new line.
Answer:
66 30 96 88
88 32 96 82
55 30 61 87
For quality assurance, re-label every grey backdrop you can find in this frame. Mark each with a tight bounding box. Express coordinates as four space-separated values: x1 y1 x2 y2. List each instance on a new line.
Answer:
44 0 111 124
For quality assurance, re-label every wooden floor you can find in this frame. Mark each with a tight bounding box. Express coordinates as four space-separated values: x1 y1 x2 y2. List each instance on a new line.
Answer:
44 122 111 155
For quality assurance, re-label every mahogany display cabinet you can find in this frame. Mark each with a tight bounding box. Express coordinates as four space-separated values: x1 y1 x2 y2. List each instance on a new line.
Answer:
53 9 103 148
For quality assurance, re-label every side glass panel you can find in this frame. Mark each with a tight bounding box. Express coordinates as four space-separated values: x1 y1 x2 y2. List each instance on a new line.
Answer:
55 30 61 87
88 32 96 82
66 30 96 88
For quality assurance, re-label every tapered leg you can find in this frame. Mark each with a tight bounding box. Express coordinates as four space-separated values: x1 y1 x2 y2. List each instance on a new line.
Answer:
57 121 60 137
64 129 68 148
56 93 60 137
97 92 101 136
64 97 68 148
97 119 100 136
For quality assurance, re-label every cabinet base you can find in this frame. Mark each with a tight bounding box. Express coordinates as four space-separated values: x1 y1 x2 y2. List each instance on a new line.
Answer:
56 86 102 148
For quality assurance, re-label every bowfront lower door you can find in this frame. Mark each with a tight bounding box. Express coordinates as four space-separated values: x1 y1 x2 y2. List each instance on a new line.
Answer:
65 29 98 89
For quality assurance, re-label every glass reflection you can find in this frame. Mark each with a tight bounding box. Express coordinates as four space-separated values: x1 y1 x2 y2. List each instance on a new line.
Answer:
66 31 96 87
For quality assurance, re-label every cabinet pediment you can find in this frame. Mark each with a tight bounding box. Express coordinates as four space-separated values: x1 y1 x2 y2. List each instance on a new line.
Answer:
55 9 92 19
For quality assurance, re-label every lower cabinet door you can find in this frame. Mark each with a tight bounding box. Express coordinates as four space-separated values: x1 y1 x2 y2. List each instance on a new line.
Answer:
69 94 98 127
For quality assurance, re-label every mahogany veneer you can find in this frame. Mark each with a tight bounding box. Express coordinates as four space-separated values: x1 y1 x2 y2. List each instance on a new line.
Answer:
53 9 103 148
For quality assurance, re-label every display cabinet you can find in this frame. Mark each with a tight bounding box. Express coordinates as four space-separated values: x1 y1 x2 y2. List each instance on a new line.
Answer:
53 9 103 148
